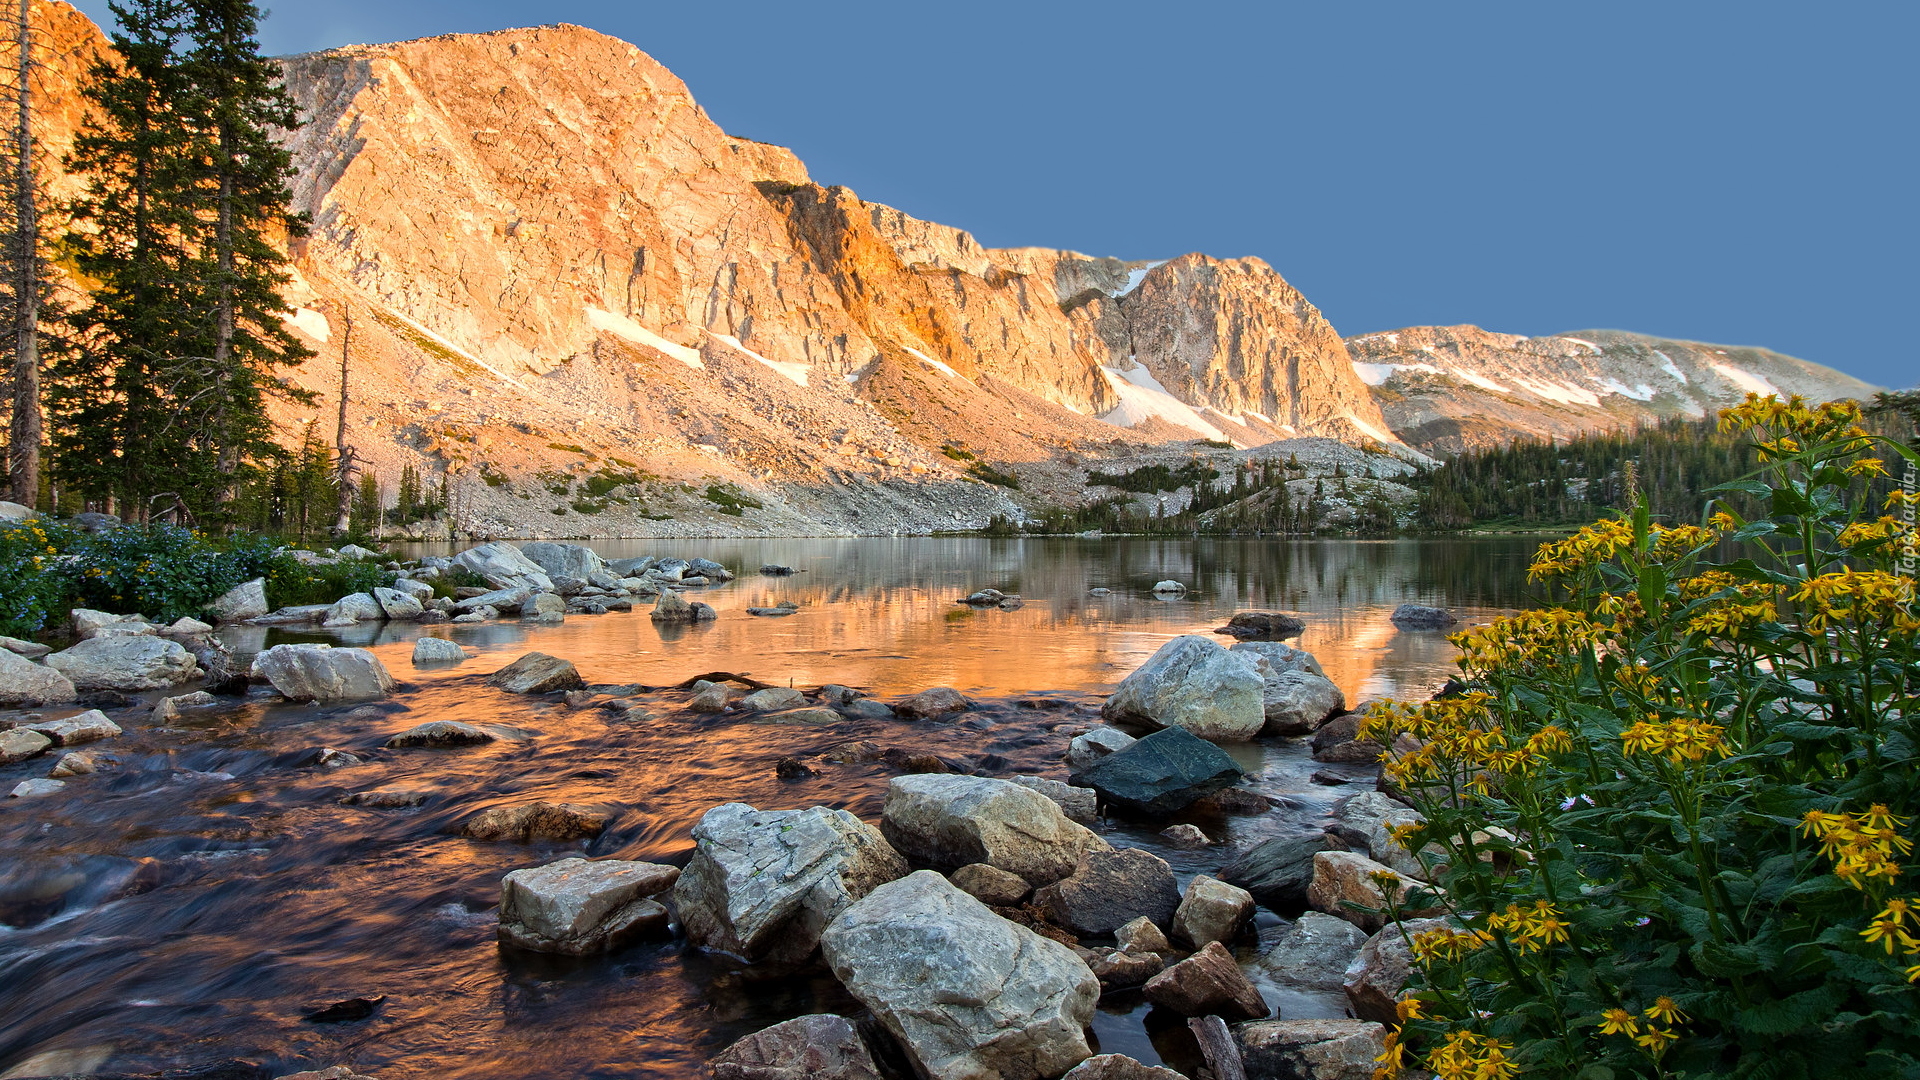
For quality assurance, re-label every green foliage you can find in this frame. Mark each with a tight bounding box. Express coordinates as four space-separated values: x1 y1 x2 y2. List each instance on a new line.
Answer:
478 462 509 488
259 551 384 609
941 445 977 462
349 470 380 534
1366 396 1920 1080
703 483 762 516
226 421 337 539
385 462 443 525
965 461 1022 489
1086 460 1219 493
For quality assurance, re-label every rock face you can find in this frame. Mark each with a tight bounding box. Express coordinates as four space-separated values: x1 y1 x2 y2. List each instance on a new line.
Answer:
1071 726 1245 815
882 775 1109 886
46 635 199 691
488 652 585 694
820 870 1099 1080
1032 848 1181 936
710 1014 885 1080
496 857 678 954
1234 1018 1388 1080
251 644 394 701
1101 635 1265 742
0 649 76 706
675 802 908 963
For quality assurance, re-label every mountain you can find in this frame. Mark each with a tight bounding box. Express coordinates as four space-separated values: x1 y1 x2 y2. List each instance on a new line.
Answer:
1347 326 1883 457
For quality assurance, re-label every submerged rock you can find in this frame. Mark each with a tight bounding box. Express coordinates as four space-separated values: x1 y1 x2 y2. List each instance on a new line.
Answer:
386 720 496 747
9 778 66 799
740 687 807 711
1071 726 1245 815
49 748 117 777
1217 610 1306 640
1100 635 1264 742
497 857 678 955
881 774 1109 886
821 870 1099 1080
251 643 394 702
710 1014 885 1080
488 651 585 694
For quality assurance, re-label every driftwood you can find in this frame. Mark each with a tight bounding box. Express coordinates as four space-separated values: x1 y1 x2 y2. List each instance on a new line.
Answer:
1188 1015 1247 1080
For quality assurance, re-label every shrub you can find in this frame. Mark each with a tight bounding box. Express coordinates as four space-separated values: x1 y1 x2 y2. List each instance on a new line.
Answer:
1367 394 1919 1080
965 461 1022 489
703 483 763 516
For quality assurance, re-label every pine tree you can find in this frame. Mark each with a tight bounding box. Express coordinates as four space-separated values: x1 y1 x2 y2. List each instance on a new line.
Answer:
2 0 53 505
350 469 378 536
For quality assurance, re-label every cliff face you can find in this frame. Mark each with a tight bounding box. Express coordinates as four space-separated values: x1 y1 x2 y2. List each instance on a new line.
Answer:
1349 325 1884 456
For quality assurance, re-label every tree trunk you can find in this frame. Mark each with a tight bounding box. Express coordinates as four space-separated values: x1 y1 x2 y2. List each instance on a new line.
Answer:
331 307 352 536
7 0 38 505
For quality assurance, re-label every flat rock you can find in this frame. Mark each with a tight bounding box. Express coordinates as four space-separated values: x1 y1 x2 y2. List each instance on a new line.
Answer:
386 720 496 747
1172 874 1255 948
1033 847 1181 936
251 643 394 702
1217 611 1307 640
821 870 1099 1080
1257 912 1369 992
881 774 1109 886
950 862 1030 906
894 686 971 720
1141 940 1268 1020
0 727 52 766
710 1014 885 1080
674 802 908 963
460 801 610 842
1011 775 1099 825
411 637 469 665
498 856 677 954
1060 1054 1187 1080
488 651 585 694
756 706 843 726
49 748 116 777
1100 635 1264 742
46 635 199 691
1071 726 1244 815
1235 1018 1388 1080
26 709 121 746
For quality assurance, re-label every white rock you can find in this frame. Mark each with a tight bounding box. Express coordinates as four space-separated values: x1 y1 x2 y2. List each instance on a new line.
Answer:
452 541 554 591
27 710 121 746
10 778 65 798
250 644 394 702
207 578 269 622
1064 726 1135 770
518 541 608 581
411 637 469 665
389 577 436 601
881 774 1110 885
336 544 381 560
70 608 147 638
1253 669 1347 736
372 587 424 620
0 727 52 764
821 870 1099 1080
0 648 76 706
1100 635 1265 742
46 635 198 691
324 592 384 623
163 617 215 636
498 857 679 955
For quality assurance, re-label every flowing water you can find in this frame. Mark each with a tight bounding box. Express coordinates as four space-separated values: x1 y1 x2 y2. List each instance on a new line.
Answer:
0 536 1542 1079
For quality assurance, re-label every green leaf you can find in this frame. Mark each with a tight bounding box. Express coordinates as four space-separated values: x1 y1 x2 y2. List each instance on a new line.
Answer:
1692 940 1764 976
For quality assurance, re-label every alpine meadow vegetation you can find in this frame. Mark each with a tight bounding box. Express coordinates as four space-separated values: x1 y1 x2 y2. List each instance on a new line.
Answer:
1362 394 1920 1080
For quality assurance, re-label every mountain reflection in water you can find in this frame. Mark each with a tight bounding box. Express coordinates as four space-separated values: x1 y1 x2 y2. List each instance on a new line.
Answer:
0 537 1540 1080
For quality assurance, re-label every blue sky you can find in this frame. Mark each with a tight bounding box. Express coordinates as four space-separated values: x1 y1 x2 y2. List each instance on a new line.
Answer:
70 0 1917 389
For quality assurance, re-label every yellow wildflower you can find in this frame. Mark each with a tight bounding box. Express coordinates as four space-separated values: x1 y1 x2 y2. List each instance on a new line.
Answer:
1598 1007 1639 1036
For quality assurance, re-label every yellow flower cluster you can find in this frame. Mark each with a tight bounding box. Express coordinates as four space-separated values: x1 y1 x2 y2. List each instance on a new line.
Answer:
1528 518 1635 583
1410 926 1494 963
1837 516 1918 550
1677 570 1783 636
1486 899 1573 954
1371 999 1425 1080
1718 393 1871 455
1620 716 1731 765
1801 806 1910 888
1791 569 1918 634
1597 996 1689 1059
1427 1030 1518 1080
1452 609 1607 679
1364 694 1578 798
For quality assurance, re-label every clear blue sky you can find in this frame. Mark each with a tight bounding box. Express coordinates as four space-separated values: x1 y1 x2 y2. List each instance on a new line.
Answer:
70 0 1917 389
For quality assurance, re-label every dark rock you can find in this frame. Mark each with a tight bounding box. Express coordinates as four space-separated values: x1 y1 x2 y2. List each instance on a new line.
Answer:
1197 786 1274 815
758 564 797 575
1033 847 1181 935
1141 940 1268 1020
302 995 385 1023
459 802 609 842
385 720 496 748
1309 713 1382 764
75 690 135 709
844 699 895 719
1388 603 1456 630
487 652 585 694
1219 830 1334 906
1070 726 1244 815
822 739 882 764
775 756 815 779
414 609 450 624
1216 611 1306 640
1311 769 1358 786
710 1013 884 1080
894 687 971 720
883 748 953 774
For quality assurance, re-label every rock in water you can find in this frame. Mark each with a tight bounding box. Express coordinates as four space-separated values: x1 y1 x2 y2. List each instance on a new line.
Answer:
650 590 715 623
1141 940 1268 1020
1033 848 1181 935
372 587 425 620
894 686 971 720
1064 726 1135 770
206 577 269 622
488 651 585 693
1217 611 1306 640
1309 713 1384 764
0 728 52 764
460 802 609 842
411 637 469 665
497 857 678 954
250 644 394 702
1306 851 1441 932
1257 911 1369 992
674 802 908 963
1010 775 1099 825
45 635 199 691
10 778 66 799
1060 1055 1188 1080
26 710 121 746
323 591 386 624
1100 635 1264 742
740 686 807 711
452 541 555 591
1219 831 1335 906
1234 1019 1388 1080
1247 667 1346 736
0 649 76 706
821 870 1099 1080
519 541 608 581
1388 603 1456 630
386 721 496 747
1070 726 1245 815
1171 874 1255 947
880 774 1109 886
710 1014 885 1080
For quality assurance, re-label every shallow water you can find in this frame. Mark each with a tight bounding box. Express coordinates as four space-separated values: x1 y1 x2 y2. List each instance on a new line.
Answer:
0 537 1540 1079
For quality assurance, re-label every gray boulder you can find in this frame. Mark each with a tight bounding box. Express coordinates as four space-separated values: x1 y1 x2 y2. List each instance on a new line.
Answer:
1100 635 1264 742
250 643 393 701
519 541 608 581
47 635 199 691
675 802 908 963
0 648 76 706
1388 603 1456 630
388 577 436 601
740 687 807 711
0 727 51 764
26 710 121 746
1254 670 1346 736
323 592 384 625
372 587 424 621
710 1014 884 1080
1229 639 1325 676
452 541 554 591
453 586 532 615
1060 1055 1187 1080
497 857 678 955
821 870 1099 1080
1070 726 1245 815
1010 775 1098 825
1235 1019 1388 1080
1064 726 1135 770
650 590 715 623
687 557 733 581
411 637 469 665
881 774 1109 886
1257 912 1369 991
1033 847 1181 935
1220 831 1334 906
488 652 585 694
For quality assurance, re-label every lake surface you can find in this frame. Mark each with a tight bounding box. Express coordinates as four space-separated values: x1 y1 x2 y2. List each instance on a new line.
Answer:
0 536 1543 1080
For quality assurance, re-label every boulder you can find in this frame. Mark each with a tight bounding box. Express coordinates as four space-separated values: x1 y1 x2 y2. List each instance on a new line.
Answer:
740 687 807 711
688 681 735 712
1011 775 1099 825
488 651 585 694
0 649 76 706
163 616 215 636
608 556 656 576
687 557 733 581
389 577 437 601
950 863 1030 906
452 541 555 591
1228 639 1324 676
1141 940 1268 1020
519 541 608 581
1256 912 1369 991
895 686 971 720
0 499 32 519
1172 874 1255 947
821 870 1099 1080
0 635 51 659
1116 916 1170 956
675 802 908 963
411 637 469 665
651 590 716 623
460 802 609 842
1388 603 1456 630
1309 713 1383 764
710 1014 885 1080
454 586 532 614
1060 1055 1187 1080
26 710 121 746
1150 580 1186 593
1343 918 1446 1024
1219 831 1333 906
1100 635 1264 742
1083 948 1165 991
47 635 199 691
1070 726 1244 815
1064 727 1135 770
250 644 393 701
881 774 1109 886
336 544 380 560
526 592 568 618
844 699 895 720
0 727 52 764
71 608 149 638
386 720 497 747
371 587 424 621
757 707 842 726
497 857 678 954
1305 851 1440 932
324 592 385 624
1251 670 1346 737
1235 1019 1388 1080
819 684 863 704
1033 848 1181 936
1218 611 1307 640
